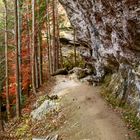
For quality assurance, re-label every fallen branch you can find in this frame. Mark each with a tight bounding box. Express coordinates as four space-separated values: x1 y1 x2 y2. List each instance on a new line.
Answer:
51 68 68 76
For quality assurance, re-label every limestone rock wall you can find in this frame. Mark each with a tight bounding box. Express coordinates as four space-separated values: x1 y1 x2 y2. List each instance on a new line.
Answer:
59 0 140 114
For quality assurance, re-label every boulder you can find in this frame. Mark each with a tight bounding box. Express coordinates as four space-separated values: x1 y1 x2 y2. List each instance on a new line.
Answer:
69 67 93 79
80 75 94 85
31 100 58 121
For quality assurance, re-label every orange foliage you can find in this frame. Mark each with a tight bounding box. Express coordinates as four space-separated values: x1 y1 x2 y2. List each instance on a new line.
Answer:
2 7 32 105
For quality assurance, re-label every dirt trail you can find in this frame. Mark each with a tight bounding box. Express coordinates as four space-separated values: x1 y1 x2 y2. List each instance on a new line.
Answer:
51 75 136 140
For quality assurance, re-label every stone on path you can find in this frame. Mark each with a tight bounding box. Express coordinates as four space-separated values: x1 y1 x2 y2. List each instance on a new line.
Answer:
31 100 58 121
32 135 59 140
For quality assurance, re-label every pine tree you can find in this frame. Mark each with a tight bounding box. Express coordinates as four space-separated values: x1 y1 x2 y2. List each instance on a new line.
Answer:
3 0 10 119
15 0 21 118
31 0 37 94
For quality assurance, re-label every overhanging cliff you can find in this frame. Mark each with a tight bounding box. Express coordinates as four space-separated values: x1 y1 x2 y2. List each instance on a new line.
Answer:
59 0 140 114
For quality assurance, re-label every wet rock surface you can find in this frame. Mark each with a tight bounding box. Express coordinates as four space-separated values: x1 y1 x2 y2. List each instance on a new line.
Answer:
59 0 140 114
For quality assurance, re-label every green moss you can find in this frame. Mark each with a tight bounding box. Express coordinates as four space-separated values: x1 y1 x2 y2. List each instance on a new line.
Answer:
123 107 140 137
14 116 31 138
102 74 112 87
37 95 50 107
16 124 29 137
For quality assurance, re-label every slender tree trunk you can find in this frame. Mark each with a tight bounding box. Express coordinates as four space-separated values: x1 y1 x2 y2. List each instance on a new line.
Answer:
38 34 42 85
59 43 63 68
56 1 63 68
3 0 10 119
31 0 37 94
0 64 4 131
46 0 50 75
55 0 59 70
35 49 39 88
15 0 21 118
26 5 31 96
46 0 53 74
0 96 4 131
17 0 22 105
56 1 62 69
52 0 56 73
37 0 43 85
34 8 39 89
74 29 76 66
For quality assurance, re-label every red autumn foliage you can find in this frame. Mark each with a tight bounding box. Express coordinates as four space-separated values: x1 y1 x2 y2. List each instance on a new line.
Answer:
1 0 47 107
2 8 32 106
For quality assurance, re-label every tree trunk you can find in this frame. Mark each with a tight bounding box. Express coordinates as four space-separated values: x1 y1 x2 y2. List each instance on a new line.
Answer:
46 0 50 75
55 0 60 70
37 0 43 85
35 49 39 88
17 0 22 105
3 0 10 120
15 0 21 118
31 0 37 94
52 0 56 73
46 0 53 75
74 29 76 66
0 96 4 131
26 4 32 96
38 32 43 85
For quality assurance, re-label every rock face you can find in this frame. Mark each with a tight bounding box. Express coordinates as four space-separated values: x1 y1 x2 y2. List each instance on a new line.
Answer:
59 0 140 113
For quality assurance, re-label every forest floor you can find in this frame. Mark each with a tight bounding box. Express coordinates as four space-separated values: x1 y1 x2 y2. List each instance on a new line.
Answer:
32 75 138 140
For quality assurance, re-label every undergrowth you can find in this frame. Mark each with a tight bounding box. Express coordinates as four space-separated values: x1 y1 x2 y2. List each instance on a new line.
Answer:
63 51 85 70
101 75 140 138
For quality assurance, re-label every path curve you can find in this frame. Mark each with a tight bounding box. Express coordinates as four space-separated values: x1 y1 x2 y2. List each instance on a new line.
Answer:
52 75 136 140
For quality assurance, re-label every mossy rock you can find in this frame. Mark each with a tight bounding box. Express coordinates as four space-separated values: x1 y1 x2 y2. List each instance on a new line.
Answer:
101 73 140 138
